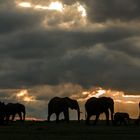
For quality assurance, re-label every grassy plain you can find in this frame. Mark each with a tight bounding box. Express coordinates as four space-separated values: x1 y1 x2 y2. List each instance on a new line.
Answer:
0 120 140 140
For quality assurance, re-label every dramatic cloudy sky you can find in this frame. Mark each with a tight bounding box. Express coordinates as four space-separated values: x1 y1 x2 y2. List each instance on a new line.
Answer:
0 0 140 120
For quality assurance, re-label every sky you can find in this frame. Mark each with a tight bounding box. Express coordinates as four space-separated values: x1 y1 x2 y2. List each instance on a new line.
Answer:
0 0 140 120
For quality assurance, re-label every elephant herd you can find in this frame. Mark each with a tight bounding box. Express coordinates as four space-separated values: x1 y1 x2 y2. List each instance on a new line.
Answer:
47 96 137 126
0 102 25 124
0 96 139 126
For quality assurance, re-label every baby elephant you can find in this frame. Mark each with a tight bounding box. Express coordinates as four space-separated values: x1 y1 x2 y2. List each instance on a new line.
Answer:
114 112 130 126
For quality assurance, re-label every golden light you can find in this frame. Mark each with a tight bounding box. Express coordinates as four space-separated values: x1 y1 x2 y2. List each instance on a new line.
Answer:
23 96 35 102
80 87 140 106
15 0 88 30
18 2 31 8
82 91 89 95
122 95 140 98
77 3 87 17
95 89 106 97
34 2 63 12
34 5 48 10
47 2 63 12
17 1 64 12
81 88 106 100
16 89 36 102
16 89 28 97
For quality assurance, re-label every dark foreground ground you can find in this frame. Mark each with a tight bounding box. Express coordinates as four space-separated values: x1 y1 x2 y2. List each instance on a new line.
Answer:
0 120 140 140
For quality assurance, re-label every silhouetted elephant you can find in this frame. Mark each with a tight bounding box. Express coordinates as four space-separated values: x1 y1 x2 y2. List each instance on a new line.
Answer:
47 97 80 123
5 103 26 122
85 97 114 125
113 112 130 125
0 102 6 124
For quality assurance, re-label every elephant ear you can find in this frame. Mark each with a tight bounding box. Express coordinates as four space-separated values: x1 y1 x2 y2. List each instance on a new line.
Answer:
63 97 71 107
64 97 76 109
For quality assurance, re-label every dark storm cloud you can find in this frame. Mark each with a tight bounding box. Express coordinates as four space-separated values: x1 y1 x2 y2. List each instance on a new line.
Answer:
105 37 140 58
0 0 140 94
0 1 44 34
0 27 140 93
1 26 139 59
81 0 140 22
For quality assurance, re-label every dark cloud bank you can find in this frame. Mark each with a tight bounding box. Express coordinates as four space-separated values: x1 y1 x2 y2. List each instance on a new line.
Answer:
0 0 140 94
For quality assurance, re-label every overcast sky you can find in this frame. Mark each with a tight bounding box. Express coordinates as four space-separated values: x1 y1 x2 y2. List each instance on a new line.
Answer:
0 0 140 120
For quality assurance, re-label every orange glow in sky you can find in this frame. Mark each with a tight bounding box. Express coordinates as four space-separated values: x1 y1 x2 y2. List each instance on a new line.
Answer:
16 89 36 102
77 87 140 118
16 0 87 17
80 87 140 105
17 1 64 12
77 3 87 17
18 2 32 8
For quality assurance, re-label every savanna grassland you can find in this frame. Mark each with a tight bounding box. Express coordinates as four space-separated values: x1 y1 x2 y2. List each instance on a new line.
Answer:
0 121 140 140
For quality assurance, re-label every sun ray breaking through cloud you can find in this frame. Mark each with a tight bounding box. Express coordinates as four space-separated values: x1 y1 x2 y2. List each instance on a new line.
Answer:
15 0 88 30
16 89 36 102
18 2 32 7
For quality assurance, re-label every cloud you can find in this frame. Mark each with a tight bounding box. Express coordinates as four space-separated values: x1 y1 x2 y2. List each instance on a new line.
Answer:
0 3 44 34
0 28 140 93
81 0 140 22
1 85 139 119
0 0 139 94
0 84 83 119
0 0 140 120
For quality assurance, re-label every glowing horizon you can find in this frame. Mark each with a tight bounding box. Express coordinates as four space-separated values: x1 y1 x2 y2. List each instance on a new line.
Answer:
80 87 140 105
1 85 139 119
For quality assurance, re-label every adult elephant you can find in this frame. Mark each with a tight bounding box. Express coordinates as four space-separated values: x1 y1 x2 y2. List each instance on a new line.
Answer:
0 102 6 124
113 112 130 125
85 97 114 125
47 97 80 122
5 103 26 122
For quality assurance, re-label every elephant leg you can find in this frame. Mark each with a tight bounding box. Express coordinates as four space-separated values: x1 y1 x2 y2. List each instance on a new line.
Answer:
127 118 130 125
6 115 10 123
94 114 100 125
85 114 91 125
123 119 127 126
105 110 109 125
115 120 118 125
47 113 51 122
11 113 16 121
63 110 69 123
22 111 26 121
18 112 22 121
56 113 60 123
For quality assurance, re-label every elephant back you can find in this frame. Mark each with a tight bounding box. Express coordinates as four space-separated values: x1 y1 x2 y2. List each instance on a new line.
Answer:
85 97 99 113
6 103 25 114
98 97 114 107
48 97 68 113
85 97 98 106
